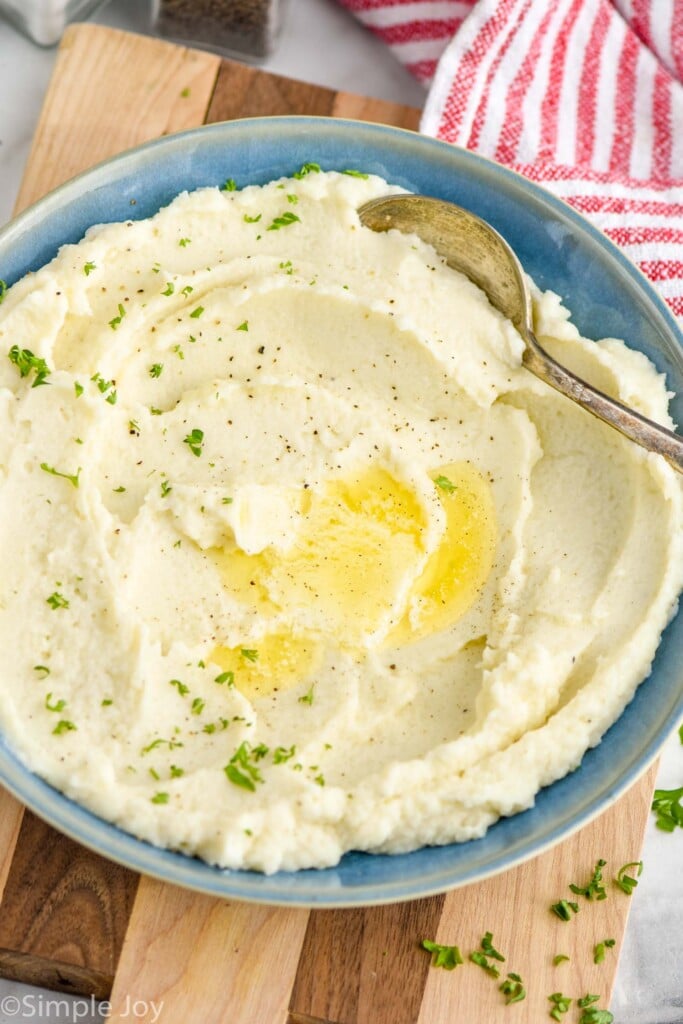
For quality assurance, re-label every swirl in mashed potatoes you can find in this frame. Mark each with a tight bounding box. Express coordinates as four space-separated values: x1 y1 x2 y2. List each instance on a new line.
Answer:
0 168 681 873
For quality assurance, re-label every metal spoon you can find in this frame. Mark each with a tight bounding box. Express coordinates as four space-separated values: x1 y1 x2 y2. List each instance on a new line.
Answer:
358 194 683 473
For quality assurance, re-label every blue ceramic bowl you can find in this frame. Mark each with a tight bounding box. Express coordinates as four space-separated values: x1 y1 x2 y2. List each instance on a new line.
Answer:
1 117 681 906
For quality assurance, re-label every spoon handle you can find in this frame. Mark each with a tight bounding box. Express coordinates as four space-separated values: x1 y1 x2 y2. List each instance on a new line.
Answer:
522 331 683 473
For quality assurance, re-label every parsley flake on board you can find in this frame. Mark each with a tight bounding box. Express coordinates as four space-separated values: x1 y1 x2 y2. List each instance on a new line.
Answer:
8 346 51 387
421 939 463 970
614 860 643 895
552 954 570 966
569 858 607 901
183 428 204 456
593 938 615 964
652 786 683 831
499 973 525 1005
548 992 572 1020
550 899 579 921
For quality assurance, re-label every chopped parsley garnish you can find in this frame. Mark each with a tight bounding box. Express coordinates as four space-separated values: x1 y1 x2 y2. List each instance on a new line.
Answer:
45 693 66 712
191 697 205 715
267 211 301 231
222 178 238 192
548 992 572 1020
214 671 234 686
614 860 643 895
236 320 249 331
101 698 113 707
33 665 50 677
314 774 325 786
46 590 69 610
279 260 294 274
652 786 683 831
224 741 264 792
499 973 525 1005
273 744 296 764
593 938 615 964
170 764 184 778
222 496 233 505
113 485 126 493
41 462 81 487
160 479 172 497
470 951 500 978
83 261 96 275
169 678 189 696
162 282 175 296
151 792 169 804
298 684 314 705
240 648 258 663
0 279 6 302
569 858 607 901
550 899 579 921
183 428 204 456
8 345 51 387
342 168 369 179
141 736 183 755
481 932 505 962
434 474 457 494
181 285 193 297
292 162 321 179
53 719 77 735
287 193 298 204
577 999 613 1024
189 305 204 318
108 302 126 330
179 237 191 246
243 213 261 223
74 381 84 397
420 939 463 970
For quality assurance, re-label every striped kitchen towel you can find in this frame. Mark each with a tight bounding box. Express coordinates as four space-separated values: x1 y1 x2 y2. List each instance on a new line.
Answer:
339 0 683 319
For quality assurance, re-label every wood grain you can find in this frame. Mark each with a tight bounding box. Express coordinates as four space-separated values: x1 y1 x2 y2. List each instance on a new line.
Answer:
15 23 221 213
206 60 421 130
0 811 138 999
107 882 309 1024
0 23 662 1022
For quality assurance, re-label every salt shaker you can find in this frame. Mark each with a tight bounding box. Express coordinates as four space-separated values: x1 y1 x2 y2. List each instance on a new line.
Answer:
151 0 289 61
0 0 104 46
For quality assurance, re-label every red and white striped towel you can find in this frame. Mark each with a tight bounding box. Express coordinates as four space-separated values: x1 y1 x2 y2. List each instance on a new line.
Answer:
339 0 683 319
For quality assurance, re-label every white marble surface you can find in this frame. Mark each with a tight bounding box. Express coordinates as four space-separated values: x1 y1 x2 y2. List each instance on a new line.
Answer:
0 1 680 1021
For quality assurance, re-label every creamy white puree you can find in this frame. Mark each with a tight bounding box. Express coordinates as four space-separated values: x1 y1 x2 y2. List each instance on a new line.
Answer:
0 169 680 873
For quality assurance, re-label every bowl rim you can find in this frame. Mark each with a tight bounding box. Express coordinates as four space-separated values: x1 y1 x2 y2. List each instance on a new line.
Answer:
0 114 681 907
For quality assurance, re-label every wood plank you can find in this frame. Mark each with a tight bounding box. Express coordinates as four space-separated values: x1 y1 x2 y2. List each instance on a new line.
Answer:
206 60 421 130
106 882 309 1024
15 23 221 212
0 811 138 999
0 23 662 1022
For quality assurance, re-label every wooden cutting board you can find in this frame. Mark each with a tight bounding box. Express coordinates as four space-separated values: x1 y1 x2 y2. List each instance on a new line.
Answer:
0 23 658 1023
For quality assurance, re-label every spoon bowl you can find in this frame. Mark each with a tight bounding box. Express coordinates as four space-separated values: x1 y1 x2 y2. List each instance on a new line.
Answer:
359 194 683 473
